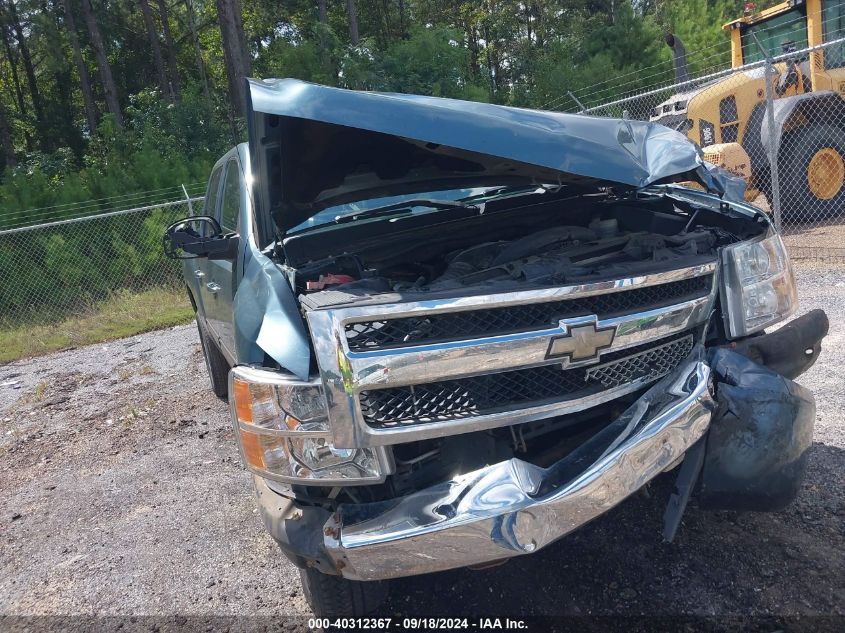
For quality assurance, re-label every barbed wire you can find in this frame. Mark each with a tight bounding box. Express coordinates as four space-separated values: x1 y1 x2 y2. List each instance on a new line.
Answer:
538 37 736 111
577 34 845 115
542 11 845 113
0 182 207 227
538 41 733 112
2 181 206 216
546 45 736 112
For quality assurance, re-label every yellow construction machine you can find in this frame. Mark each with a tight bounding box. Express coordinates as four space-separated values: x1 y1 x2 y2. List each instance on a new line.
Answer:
650 0 845 214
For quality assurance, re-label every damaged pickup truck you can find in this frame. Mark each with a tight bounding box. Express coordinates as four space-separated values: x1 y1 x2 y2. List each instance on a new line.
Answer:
164 79 829 617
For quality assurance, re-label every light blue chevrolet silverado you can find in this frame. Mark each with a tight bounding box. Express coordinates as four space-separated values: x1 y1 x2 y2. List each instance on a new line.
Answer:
163 79 829 617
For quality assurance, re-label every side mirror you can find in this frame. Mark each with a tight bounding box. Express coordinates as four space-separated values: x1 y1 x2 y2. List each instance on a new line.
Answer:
163 216 240 261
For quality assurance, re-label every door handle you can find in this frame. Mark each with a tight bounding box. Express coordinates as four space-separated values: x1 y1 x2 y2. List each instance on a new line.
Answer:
194 269 205 278
206 282 221 293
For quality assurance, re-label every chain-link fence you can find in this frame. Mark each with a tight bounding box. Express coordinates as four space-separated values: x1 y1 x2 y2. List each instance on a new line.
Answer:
562 34 845 263
0 196 203 326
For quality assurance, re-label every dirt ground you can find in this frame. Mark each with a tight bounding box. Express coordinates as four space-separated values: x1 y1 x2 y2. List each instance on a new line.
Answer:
1 261 843 628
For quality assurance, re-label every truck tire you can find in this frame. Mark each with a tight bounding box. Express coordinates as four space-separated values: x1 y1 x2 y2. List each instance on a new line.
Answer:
299 567 389 617
779 124 845 219
197 319 229 399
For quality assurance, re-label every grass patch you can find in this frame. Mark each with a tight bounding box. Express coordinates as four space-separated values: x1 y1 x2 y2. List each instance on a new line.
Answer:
0 287 194 364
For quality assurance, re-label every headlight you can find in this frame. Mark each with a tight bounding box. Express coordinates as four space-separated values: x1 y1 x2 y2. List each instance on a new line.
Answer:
229 366 389 485
721 232 798 338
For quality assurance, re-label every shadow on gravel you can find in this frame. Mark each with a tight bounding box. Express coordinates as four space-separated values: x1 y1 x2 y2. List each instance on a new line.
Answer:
379 442 845 618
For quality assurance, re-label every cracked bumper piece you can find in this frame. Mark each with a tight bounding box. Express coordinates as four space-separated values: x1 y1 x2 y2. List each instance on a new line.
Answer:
699 347 817 512
317 358 714 580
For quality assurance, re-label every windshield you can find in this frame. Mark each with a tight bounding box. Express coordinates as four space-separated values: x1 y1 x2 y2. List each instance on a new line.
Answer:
741 8 808 63
824 0 845 69
286 185 541 233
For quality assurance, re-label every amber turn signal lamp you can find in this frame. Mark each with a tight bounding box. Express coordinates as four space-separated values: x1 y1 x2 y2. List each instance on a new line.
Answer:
233 377 253 423
238 427 266 469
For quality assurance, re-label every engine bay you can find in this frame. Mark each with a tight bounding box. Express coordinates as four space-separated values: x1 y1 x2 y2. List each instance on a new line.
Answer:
282 190 764 312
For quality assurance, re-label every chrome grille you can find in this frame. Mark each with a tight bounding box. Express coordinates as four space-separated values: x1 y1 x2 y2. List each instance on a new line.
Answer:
306 263 717 446
586 335 696 388
345 274 712 351
359 333 694 428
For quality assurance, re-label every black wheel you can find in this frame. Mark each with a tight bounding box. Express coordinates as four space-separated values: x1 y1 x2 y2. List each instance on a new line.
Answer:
299 567 389 617
196 318 229 399
779 124 845 219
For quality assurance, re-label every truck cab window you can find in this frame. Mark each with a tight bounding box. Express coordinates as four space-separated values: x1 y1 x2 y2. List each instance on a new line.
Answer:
220 160 241 233
824 0 845 68
741 8 808 63
201 166 223 236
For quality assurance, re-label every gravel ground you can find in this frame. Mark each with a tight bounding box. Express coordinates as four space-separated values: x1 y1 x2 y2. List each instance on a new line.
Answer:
746 194 845 262
1 261 843 626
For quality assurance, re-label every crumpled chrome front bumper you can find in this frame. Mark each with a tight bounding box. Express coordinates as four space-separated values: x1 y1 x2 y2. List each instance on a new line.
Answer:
327 359 713 580
256 356 716 580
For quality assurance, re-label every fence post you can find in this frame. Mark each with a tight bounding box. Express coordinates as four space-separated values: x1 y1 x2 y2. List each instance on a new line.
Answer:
752 32 782 232
182 184 195 216
568 91 587 113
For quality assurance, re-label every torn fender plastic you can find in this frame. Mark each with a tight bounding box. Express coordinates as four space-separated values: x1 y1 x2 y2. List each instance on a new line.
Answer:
700 348 815 511
728 309 829 380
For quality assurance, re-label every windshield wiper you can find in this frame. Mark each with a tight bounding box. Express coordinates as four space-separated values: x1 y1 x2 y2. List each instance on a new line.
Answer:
334 198 480 224
462 184 542 201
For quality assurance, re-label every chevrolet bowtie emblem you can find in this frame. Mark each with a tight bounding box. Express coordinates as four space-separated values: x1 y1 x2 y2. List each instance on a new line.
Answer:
545 318 616 365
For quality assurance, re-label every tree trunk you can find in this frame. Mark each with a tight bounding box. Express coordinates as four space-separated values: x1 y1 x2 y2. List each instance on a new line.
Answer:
1 25 27 115
5 0 45 130
79 0 123 127
464 17 480 80
398 0 406 38
61 0 99 133
233 0 250 78
185 0 212 110
156 0 181 102
532 2 544 50
483 24 495 97
317 0 326 24
139 0 171 101
0 24 32 151
44 0 83 154
346 0 359 45
0 97 15 169
524 4 532 44
379 0 391 44
216 0 251 121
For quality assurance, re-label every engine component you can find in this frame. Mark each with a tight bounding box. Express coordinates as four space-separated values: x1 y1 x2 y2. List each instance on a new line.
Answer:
306 274 357 291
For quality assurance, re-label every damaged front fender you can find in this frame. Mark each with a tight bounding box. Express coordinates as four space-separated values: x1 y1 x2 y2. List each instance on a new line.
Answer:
233 243 312 380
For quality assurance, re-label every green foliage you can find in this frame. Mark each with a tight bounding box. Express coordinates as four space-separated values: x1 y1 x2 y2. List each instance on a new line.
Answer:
0 91 224 223
381 27 473 98
254 23 342 86
337 25 489 100
339 41 387 91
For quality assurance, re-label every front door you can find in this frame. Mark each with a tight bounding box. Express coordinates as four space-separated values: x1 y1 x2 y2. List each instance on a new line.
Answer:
190 163 224 329
203 157 242 361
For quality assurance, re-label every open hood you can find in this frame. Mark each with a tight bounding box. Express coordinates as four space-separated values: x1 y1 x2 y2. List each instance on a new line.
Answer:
246 79 741 233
